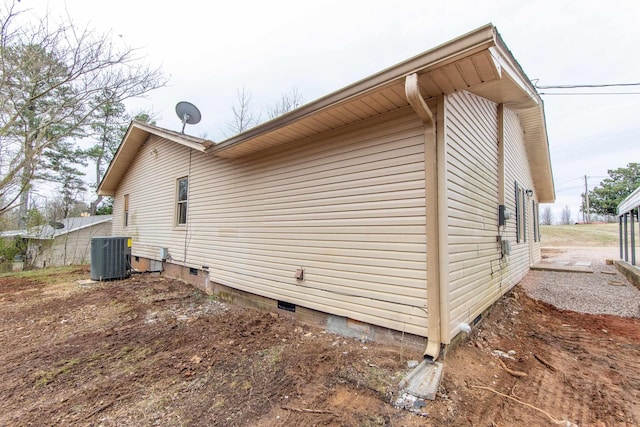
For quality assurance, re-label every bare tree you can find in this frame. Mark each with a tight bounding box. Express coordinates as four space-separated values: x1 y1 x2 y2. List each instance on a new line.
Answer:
44 191 87 221
541 205 553 225
226 87 259 135
561 206 572 225
0 2 167 221
266 87 304 120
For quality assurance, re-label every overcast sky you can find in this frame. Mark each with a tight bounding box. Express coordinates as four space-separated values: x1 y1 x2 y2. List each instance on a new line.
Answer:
17 0 640 221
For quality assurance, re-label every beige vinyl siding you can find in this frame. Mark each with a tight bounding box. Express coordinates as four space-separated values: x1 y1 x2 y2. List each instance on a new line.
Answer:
503 107 541 272
34 221 112 267
112 134 191 262
444 93 541 341
445 91 502 340
114 108 429 336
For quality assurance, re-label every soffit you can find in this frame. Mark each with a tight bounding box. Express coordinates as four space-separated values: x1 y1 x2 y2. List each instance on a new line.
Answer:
208 25 554 201
210 24 500 159
212 49 504 159
618 186 640 215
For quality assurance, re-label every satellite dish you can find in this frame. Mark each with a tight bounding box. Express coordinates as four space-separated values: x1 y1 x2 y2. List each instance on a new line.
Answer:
175 101 201 134
49 221 65 230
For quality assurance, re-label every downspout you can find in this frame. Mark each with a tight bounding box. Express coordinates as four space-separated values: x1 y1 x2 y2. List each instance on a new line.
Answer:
436 95 450 347
405 74 448 360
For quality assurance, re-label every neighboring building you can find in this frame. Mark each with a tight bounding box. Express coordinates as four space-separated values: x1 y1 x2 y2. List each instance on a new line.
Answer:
1 216 113 268
98 24 554 358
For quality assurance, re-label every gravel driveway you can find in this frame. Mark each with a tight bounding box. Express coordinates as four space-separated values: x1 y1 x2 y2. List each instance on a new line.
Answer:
520 246 640 318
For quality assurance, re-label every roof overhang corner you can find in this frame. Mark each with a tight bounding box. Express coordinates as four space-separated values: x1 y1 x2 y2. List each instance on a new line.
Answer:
97 189 115 197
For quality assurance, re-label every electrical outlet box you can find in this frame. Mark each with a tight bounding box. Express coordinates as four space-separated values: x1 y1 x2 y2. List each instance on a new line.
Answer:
501 239 511 256
295 268 304 281
498 205 512 226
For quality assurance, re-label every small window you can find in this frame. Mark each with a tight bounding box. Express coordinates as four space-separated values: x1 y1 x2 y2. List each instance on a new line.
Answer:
522 191 527 243
515 182 521 243
124 194 129 227
533 201 538 242
515 182 526 243
176 177 188 225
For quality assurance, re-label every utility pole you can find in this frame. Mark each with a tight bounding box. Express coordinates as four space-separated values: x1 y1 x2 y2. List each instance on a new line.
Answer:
584 175 590 224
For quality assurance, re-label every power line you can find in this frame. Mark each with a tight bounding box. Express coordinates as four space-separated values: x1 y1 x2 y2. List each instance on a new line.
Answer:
535 82 640 89
540 92 640 96
556 176 582 186
555 185 584 193
556 176 606 187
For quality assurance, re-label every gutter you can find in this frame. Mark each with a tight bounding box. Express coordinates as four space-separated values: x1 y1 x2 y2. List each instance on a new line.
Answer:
207 24 497 156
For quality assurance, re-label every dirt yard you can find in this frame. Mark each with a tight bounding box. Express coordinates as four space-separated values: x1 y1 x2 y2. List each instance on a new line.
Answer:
1 264 639 426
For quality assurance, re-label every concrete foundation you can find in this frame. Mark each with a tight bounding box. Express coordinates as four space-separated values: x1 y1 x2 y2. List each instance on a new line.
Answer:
614 260 640 290
132 256 426 351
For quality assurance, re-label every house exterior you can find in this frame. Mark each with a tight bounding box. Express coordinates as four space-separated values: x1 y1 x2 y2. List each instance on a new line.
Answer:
98 25 554 358
2 216 113 268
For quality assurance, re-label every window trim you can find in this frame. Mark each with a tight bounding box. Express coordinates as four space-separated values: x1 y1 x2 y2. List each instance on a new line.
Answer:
533 200 538 242
515 181 527 244
515 182 521 243
124 194 129 228
176 176 188 226
522 190 527 243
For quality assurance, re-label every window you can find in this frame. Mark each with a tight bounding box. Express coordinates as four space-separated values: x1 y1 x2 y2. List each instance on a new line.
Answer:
532 201 537 242
522 190 527 243
532 201 540 242
176 177 188 225
124 194 129 227
515 182 526 243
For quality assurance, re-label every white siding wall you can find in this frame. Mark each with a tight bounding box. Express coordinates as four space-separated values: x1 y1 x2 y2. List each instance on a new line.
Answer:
114 108 430 336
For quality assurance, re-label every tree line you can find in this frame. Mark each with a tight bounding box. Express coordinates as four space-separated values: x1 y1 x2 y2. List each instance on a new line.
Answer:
0 2 166 226
539 163 639 226
0 2 304 232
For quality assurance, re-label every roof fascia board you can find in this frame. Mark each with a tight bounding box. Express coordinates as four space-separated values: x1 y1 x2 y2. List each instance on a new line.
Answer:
618 186 640 215
489 46 539 107
489 31 542 107
209 24 497 155
60 216 113 235
535 103 556 203
132 122 211 152
97 121 141 196
22 216 113 239
98 121 211 196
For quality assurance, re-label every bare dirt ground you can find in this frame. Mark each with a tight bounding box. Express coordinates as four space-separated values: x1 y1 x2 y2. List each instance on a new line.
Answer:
1 261 639 426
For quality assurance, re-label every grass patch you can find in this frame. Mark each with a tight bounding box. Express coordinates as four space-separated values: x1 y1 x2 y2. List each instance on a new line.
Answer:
338 365 394 399
260 346 284 366
35 358 81 386
541 223 619 247
0 265 88 282
118 345 154 362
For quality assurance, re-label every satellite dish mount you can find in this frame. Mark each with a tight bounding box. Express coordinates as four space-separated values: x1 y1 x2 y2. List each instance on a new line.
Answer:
175 101 202 134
